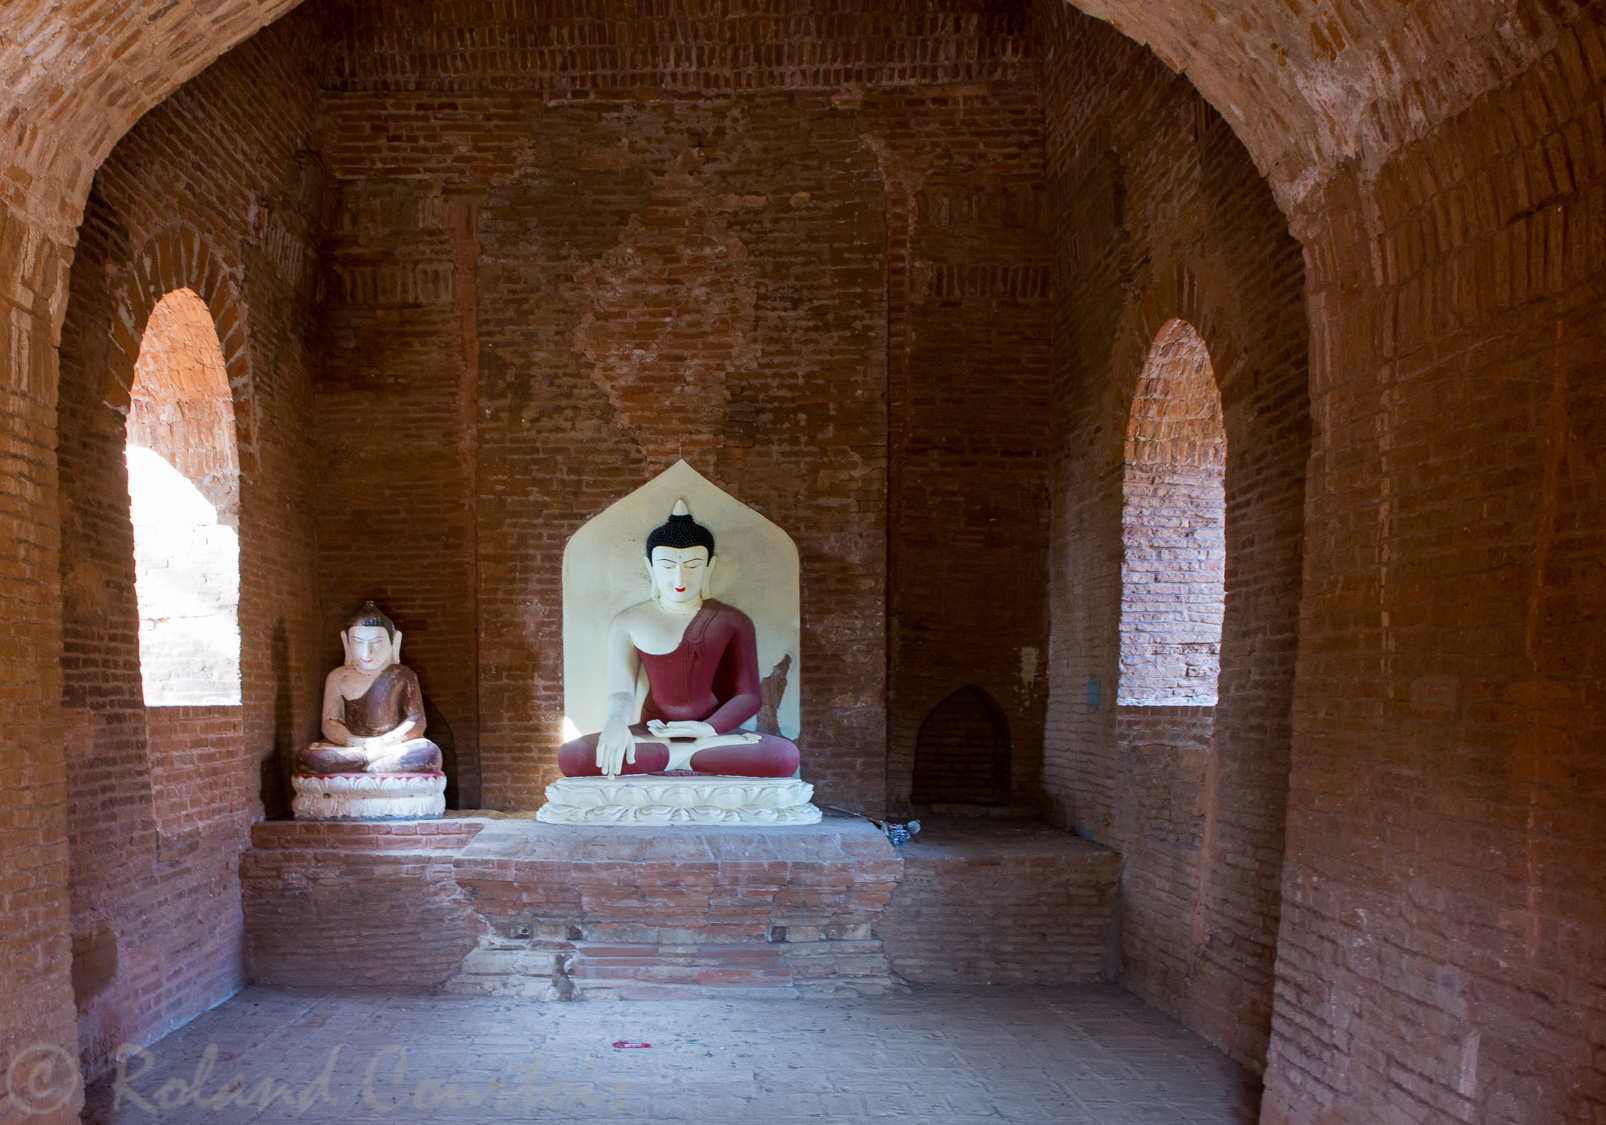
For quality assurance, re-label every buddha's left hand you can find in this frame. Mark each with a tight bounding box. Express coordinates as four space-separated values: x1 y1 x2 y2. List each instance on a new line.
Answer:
646 719 718 741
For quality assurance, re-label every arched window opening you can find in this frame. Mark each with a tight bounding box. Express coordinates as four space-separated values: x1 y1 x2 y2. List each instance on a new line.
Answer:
126 288 241 706
1118 319 1225 706
911 685 1012 806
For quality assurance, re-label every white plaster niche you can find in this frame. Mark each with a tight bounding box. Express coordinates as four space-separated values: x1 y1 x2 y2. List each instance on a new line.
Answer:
562 459 801 745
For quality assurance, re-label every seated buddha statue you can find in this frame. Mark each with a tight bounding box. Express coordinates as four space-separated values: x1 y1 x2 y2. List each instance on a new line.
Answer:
557 501 801 779
296 602 443 775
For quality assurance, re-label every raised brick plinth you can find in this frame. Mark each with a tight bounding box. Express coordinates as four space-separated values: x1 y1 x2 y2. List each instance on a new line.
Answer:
250 818 485 852
876 818 1120 985
241 813 904 999
448 816 904 999
241 819 490 990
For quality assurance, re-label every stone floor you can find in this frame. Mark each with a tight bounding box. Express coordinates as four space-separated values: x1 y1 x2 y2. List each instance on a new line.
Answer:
83 985 1260 1124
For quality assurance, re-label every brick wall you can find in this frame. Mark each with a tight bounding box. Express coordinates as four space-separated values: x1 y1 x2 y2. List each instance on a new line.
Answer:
472 95 888 811
872 83 1056 819
320 0 1033 95
1035 2 1311 1072
312 0 1048 815
313 91 889 810
53 10 329 1081
1107 704 1220 1014
313 172 483 807
7 1 1604 1119
0 194 76 1116
1262 8 1606 1121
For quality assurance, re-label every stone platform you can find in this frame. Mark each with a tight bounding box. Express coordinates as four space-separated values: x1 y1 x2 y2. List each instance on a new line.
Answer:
241 813 903 1000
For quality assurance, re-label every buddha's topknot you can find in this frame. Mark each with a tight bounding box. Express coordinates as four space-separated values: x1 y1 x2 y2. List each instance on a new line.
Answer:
646 503 715 557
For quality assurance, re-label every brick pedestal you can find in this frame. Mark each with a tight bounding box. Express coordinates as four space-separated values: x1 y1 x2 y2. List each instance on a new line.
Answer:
241 820 488 990
241 813 904 999
876 818 1121 984
448 816 904 999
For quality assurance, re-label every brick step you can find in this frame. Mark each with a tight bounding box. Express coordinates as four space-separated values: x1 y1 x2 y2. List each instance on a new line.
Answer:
565 942 798 999
250 819 485 852
574 943 787 965
876 821 1121 985
572 981 799 1001
572 964 794 986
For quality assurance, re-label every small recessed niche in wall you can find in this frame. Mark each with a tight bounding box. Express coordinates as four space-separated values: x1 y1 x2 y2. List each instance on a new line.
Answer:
1117 318 1225 707
125 288 242 707
911 685 1012 807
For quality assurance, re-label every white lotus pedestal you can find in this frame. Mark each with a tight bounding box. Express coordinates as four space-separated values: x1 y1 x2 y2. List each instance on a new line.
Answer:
291 772 446 819
535 774 822 826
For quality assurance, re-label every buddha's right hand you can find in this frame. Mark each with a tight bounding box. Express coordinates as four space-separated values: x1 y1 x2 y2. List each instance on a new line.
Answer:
595 716 636 777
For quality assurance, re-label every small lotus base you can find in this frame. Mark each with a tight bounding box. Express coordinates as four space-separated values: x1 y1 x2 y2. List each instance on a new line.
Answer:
291 772 446 820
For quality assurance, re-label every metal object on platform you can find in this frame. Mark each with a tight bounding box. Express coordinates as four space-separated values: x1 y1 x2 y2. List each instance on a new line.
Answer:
825 806 921 846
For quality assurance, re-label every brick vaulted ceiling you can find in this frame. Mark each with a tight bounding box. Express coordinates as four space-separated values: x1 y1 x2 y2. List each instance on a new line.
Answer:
0 0 1580 253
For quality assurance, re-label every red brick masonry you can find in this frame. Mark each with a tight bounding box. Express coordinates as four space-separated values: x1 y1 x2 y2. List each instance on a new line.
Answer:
877 819 1121 985
243 815 905 999
242 814 1125 999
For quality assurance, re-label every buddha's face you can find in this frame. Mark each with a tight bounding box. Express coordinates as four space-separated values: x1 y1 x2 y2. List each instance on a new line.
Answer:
343 624 396 673
647 545 713 608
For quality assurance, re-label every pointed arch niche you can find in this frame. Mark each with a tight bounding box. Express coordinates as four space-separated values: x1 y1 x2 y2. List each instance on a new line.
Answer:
911 685 1012 807
562 460 801 744
1118 319 1225 707
126 288 242 706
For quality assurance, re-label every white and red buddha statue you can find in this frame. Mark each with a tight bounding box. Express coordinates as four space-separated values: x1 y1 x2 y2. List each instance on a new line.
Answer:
291 602 446 819
558 501 799 781
541 499 818 825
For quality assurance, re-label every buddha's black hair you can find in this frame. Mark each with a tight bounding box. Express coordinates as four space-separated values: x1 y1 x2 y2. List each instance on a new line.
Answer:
646 512 715 557
345 600 396 641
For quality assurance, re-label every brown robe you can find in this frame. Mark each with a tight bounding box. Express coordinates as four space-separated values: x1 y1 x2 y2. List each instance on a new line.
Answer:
338 665 426 738
297 665 442 774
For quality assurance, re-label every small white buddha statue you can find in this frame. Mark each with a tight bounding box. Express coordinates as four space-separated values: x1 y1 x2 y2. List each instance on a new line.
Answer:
296 602 442 775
